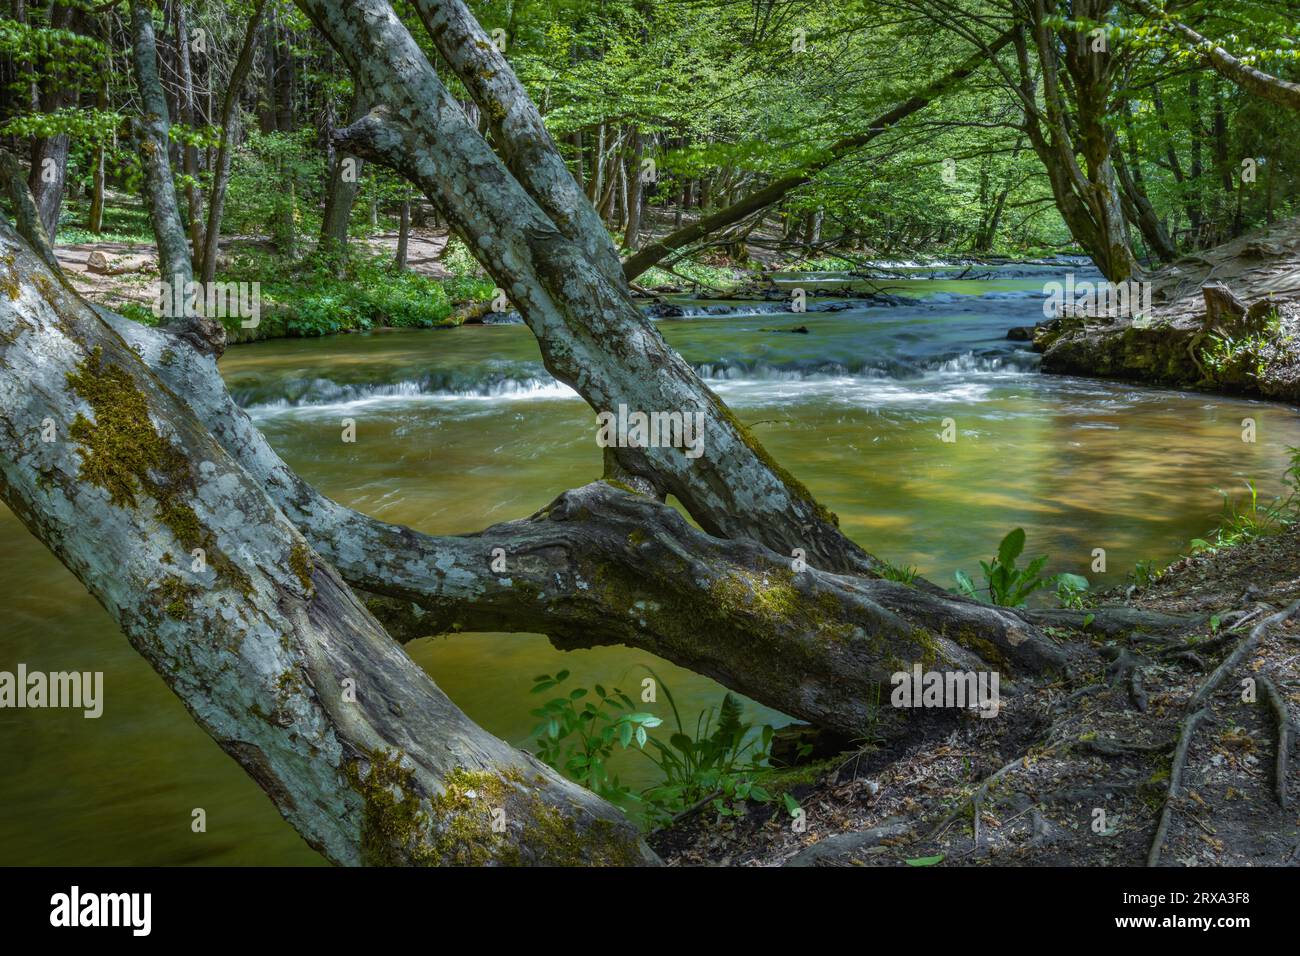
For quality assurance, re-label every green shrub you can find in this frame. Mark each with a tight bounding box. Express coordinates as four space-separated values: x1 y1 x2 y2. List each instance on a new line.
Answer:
526 667 793 828
955 528 1084 608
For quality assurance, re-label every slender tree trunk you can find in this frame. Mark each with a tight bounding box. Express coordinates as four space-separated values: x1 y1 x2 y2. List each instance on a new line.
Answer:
26 2 75 239
319 88 368 258
87 81 107 234
623 128 643 250
1116 100 1176 262
1190 75 1204 244
1152 84 1200 236
174 0 205 265
201 0 267 284
128 0 193 293
394 196 409 270
588 123 605 202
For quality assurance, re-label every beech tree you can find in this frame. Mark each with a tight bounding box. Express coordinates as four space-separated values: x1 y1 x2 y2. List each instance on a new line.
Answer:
3 0 1152 866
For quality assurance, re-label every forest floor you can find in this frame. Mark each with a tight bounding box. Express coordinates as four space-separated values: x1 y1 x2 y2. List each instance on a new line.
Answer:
54 229 453 315
652 525 1300 867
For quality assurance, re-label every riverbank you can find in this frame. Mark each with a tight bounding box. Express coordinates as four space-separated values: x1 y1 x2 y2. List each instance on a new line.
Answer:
1034 217 1300 403
55 202 1078 345
653 519 1300 866
56 232 496 343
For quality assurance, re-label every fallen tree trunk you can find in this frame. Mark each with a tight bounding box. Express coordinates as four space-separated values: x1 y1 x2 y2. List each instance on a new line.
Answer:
85 251 155 276
0 222 651 867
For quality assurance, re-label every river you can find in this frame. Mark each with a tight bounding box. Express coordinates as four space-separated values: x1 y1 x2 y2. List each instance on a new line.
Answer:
3 263 1297 863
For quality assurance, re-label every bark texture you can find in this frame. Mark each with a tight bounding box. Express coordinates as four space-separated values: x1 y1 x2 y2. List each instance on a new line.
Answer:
0 222 651 867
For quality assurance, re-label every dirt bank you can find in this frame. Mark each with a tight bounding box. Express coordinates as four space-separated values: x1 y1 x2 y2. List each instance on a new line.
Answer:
1034 217 1300 402
654 526 1300 866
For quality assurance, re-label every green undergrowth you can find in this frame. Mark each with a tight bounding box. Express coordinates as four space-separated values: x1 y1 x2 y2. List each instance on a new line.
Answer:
72 232 494 342
526 666 806 830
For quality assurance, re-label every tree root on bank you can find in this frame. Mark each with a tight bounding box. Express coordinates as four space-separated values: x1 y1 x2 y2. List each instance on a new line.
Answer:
1073 736 1175 758
1146 600 1300 866
1102 647 1148 712
1022 607 1204 635
1187 601 1300 712
1146 708 1210 867
1258 674 1293 810
793 598 1298 867
928 754 1028 849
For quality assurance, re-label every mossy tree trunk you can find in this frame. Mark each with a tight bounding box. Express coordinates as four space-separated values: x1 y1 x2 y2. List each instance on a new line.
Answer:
0 0 1076 867
0 222 651 867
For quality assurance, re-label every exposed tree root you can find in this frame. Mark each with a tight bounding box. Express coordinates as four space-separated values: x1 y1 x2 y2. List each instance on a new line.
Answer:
1187 601 1300 712
1023 607 1203 635
929 754 1026 848
1147 600 1300 864
1074 736 1174 758
1147 708 1210 867
1102 647 1148 711
1258 675 1293 809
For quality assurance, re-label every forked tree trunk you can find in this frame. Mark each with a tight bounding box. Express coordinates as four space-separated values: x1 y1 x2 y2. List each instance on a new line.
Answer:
0 0 1073 866
1014 4 1137 282
302 0 1062 665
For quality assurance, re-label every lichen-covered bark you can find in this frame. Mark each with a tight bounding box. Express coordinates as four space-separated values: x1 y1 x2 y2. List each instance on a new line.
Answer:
0 224 651 867
408 0 624 283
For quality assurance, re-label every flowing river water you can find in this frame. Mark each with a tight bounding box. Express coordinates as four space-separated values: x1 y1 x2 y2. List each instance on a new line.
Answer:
4 263 1299 863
